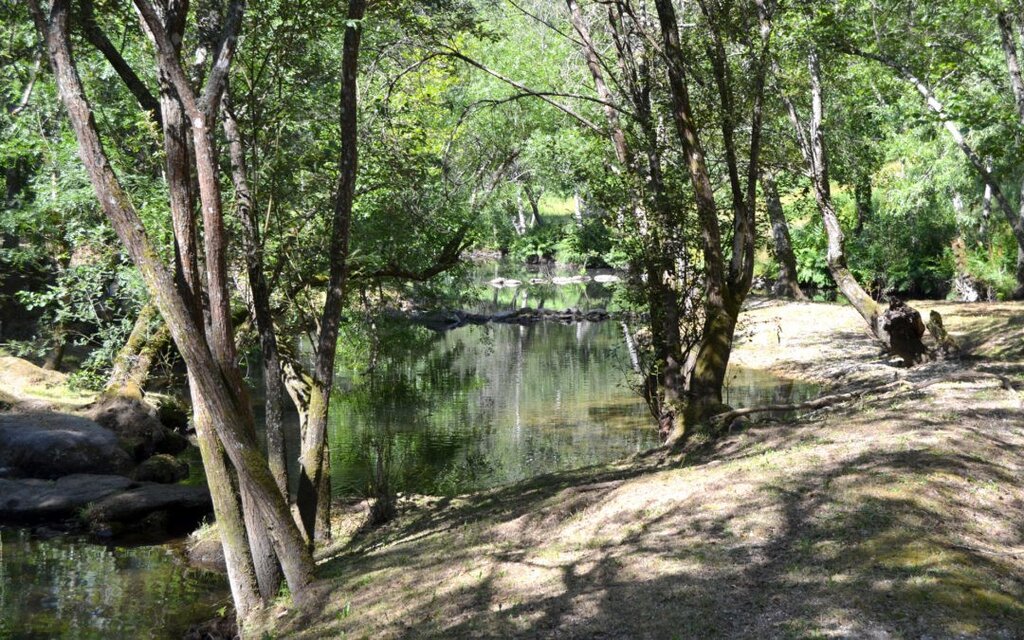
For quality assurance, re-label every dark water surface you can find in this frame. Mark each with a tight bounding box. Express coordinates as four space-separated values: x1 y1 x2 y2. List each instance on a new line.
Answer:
0 529 229 639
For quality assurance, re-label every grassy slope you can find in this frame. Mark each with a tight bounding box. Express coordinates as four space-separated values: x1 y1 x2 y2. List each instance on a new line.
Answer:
0 355 95 410
260 300 1024 640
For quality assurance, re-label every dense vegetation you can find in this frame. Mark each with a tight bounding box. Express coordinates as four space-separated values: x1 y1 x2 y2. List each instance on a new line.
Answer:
3 0 1024 633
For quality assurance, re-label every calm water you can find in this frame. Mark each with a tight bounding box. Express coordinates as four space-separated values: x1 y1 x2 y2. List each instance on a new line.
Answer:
325 263 820 497
0 529 229 639
328 320 656 497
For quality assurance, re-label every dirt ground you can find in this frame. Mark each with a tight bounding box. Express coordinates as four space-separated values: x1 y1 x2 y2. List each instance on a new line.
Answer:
256 299 1024 640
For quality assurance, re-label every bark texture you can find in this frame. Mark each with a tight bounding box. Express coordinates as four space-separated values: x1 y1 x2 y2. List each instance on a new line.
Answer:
297 0 368 546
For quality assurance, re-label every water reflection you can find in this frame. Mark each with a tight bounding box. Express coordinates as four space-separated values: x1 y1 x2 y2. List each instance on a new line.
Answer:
329 320 652 497
0 529 228 640
328 317 820 498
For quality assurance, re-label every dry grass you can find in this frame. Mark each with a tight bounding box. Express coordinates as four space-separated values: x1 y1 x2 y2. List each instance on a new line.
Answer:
0 355 96 410
256 300 1024 639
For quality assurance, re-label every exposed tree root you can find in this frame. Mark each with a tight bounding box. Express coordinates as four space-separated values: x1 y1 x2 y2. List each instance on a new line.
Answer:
710 379 911 430
711 366 1022 430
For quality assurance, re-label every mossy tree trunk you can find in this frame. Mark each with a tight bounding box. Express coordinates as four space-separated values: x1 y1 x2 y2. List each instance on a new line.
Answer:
296 0 368 547
654 0 771 444
223 96 288 501
104 302 170 398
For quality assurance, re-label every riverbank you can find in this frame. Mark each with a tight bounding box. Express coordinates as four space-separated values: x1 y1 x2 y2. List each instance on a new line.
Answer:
256 298 1024 639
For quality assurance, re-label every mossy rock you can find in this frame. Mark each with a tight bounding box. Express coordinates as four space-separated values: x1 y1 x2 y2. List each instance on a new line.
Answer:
133 454 189 484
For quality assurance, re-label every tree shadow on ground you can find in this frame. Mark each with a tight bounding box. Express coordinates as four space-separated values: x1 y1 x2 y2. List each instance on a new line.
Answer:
285 405 1024 639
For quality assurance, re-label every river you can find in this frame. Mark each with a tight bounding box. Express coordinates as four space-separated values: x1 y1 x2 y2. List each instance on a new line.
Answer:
2 263 818 638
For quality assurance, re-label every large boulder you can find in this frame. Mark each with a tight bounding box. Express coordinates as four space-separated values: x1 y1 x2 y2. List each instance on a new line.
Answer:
0 474 134 521
87 396 168 461
84 483 212 536
0 413 134 478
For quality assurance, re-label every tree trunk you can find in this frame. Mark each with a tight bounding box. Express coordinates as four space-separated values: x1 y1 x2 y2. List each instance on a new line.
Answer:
524 181 543 228
654 0 770 441
297 0 368 546
786 50 926 365
854 175 872 235
190 384 263 620
761 171 807 300
104 302 171 397
223 97 288 501
806 51 883 333
105 302 158 396
124 320 169 396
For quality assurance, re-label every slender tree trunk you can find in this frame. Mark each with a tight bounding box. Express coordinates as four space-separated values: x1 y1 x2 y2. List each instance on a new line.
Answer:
223 97 288 501
761 171 807 300
524 181 542 228
806 51 884 334
297 0 368 546
567 0 682 430
786 50 927 364
514 190 527 236
190 383 262 619
854 175 872 235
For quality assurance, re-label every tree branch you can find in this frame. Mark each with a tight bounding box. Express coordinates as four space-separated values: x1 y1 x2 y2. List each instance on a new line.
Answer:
440 46 605 134
77 0 162 126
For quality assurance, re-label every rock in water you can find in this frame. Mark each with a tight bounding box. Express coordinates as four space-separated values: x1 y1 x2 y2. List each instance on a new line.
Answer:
0 413 134 478
0 473 212 535
84 483 212 535
0 474 134 520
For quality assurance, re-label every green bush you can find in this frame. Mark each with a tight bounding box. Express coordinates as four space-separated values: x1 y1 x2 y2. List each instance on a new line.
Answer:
555 217 612 267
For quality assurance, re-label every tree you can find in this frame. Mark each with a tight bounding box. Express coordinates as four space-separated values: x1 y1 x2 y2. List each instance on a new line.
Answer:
778 45 928 364
29 0 315 623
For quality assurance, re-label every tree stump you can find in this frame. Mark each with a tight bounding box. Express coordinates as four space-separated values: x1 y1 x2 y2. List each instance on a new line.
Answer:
881 298 928 365
926 310 960 358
